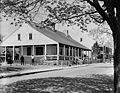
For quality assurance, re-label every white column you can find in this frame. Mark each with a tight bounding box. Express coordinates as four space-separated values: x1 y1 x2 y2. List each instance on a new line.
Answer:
82 49 84 59
69 46 70 58
80 49 82 58
85 50 87 58
72 47 74 60
64 45 65 60
69 46 70 56
13 46 15 60
57 43 59 60
75 48 76 57
5 46 6 62
21 46 23 55
33 45 35 55
87 51 89 60
45 44 47 60
78 48 79 57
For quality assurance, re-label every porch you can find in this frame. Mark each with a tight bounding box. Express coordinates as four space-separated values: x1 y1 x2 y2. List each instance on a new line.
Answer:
0 43 91 65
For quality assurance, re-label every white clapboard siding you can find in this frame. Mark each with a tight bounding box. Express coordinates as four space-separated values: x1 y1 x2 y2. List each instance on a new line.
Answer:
1 23 57 46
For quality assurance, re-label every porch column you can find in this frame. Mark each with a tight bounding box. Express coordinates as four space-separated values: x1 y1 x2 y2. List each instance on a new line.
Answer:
88 51 90 59
86 50 87 58
82 49 84 59
5 46 6 62
64 45 65 60
72 47 73 60
33 45 35 55
45 44 47 60
21 46 23 55
75 48 76 57
69 46 70 60
78 48 79 57
80 49 82 59
13 46 15 60
57 43 59 60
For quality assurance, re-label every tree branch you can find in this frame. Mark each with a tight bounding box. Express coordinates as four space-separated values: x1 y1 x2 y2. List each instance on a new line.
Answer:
62 10 98 20
86 0 109 21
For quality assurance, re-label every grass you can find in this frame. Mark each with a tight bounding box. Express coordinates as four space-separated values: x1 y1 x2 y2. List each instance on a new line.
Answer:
1 74 113 93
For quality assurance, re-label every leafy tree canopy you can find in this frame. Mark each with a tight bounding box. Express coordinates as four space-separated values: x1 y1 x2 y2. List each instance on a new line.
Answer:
0 0 109 31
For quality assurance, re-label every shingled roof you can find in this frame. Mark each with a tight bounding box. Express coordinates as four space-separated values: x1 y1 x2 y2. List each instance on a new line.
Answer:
29 22 91 51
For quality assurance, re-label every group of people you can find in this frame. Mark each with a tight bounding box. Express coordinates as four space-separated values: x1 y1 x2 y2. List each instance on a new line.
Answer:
19 55 34 65
14 54 35 65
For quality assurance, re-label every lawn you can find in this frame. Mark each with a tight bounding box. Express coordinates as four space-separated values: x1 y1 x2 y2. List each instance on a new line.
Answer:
1 74 113 93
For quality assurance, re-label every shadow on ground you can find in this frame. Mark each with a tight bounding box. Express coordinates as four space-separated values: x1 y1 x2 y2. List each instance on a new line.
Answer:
1 74 113 93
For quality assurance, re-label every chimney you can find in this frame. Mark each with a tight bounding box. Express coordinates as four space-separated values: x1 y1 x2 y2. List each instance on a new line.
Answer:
80 38 83 42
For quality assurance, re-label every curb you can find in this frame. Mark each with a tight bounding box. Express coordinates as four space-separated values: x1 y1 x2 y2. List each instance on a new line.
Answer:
0 68 63 79
0 64 88 79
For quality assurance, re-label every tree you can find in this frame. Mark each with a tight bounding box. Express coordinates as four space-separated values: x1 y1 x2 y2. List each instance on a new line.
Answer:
92 41 100 59
0 0 120 92
89 24 113 48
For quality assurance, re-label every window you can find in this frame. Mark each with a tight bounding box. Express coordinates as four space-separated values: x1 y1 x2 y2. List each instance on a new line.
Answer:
47 44 57 55
27 47 31 55
18 34 21 40
36 47 44 55
29 33 32 40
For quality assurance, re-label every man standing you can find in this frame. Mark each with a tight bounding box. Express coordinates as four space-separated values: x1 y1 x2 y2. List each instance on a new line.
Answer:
20 55 24 65
31 55 34 65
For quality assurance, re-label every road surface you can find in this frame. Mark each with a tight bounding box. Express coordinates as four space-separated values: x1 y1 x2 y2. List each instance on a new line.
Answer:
0 63 113 85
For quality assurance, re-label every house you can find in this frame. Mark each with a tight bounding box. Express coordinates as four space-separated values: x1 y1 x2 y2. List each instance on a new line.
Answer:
98 46 112 62
0 22 91 65
92 42 112 63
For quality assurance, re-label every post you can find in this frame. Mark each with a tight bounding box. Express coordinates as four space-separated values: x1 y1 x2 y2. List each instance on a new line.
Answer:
78 48 79 57
69 46 70 60
33 45 35 55
21 46 23 55
5 46 6 62
88 51 89 59
80 49 82 59
72 47 73 60
64 45 65 60
57 43 59 60
45 44 47 60
82 49 84 60
75 48 76 57
13 46 15 61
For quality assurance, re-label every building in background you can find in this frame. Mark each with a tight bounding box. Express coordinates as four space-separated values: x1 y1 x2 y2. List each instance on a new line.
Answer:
92 42 112 63
98 46 112 62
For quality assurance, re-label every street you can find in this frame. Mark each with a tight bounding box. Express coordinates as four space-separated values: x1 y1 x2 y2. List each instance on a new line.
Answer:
0 63 113 85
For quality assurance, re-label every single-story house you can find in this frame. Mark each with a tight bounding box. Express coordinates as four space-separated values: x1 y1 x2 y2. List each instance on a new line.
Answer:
0 22 91 65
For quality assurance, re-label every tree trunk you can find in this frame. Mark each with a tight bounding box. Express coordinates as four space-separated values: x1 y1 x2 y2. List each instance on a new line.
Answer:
113 28 120 93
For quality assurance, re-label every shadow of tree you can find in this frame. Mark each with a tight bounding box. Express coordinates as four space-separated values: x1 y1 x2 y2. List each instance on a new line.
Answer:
4 74 113 93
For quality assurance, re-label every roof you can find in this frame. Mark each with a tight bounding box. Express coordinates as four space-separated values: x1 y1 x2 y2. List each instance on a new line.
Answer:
29 22 91 51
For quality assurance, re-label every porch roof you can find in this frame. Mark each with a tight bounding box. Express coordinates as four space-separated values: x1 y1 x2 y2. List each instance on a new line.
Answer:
29 22 91 51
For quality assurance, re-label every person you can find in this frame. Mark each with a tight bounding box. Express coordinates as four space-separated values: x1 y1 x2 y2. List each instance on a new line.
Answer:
15 54 19 65
20 55 24 65
31 55 34 65
7 55 13 66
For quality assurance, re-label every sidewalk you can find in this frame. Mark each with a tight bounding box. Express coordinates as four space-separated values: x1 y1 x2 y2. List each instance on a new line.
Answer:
0 63 89 79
